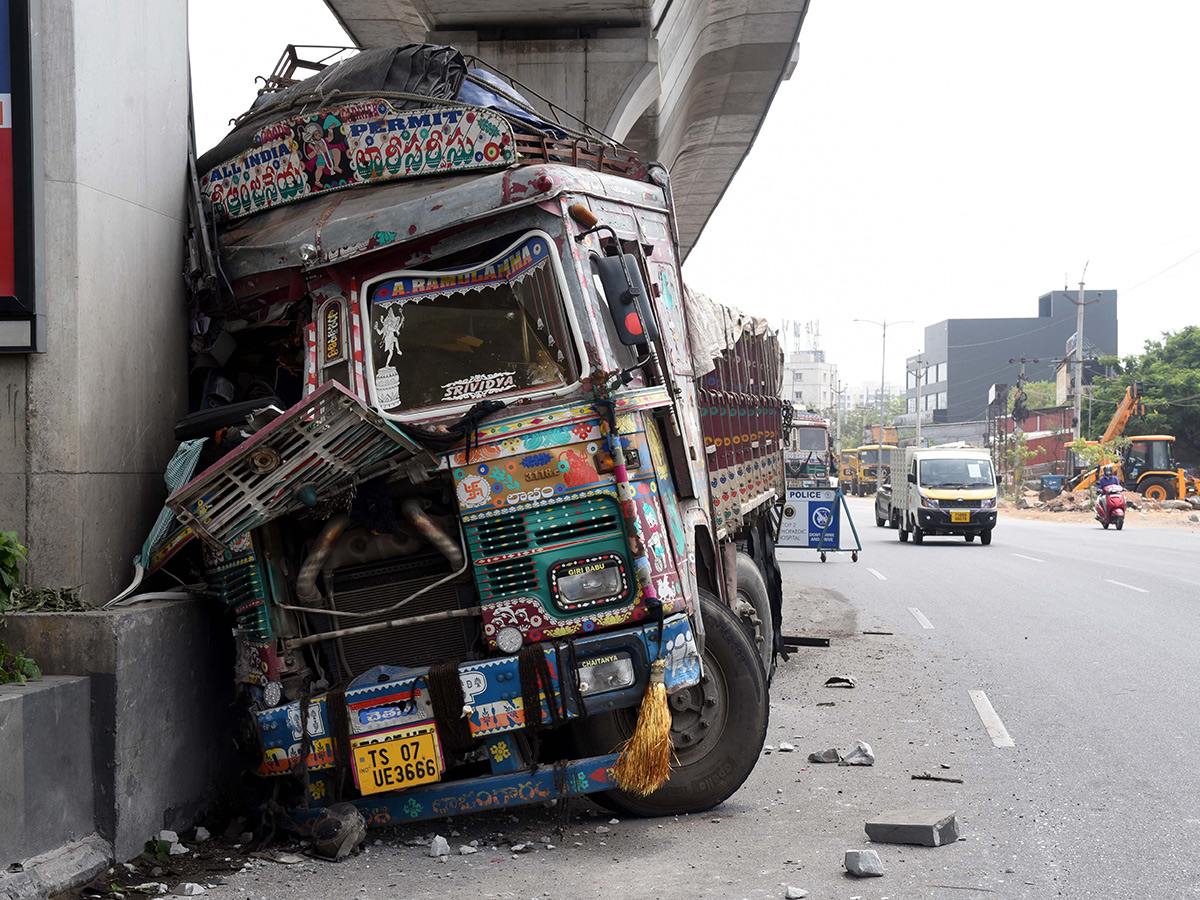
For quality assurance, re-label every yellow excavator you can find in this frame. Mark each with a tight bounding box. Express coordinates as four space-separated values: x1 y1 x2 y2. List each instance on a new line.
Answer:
1070 381 1200 501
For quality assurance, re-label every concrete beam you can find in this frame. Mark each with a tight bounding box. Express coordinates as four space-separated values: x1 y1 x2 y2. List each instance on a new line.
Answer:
324 0 810 257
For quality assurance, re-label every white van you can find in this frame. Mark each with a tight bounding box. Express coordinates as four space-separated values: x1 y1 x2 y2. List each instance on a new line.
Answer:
890 447 999 545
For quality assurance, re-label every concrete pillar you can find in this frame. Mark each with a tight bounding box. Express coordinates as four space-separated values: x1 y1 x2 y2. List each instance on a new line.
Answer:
0 0 189 605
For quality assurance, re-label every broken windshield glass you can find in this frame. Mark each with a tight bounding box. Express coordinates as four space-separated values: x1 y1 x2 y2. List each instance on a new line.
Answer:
364 233 575 416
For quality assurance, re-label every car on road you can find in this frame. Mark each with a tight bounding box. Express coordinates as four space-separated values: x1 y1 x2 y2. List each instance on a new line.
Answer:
874 480 897 528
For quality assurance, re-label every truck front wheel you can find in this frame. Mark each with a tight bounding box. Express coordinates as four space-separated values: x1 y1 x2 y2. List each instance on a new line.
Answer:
576 593 768 816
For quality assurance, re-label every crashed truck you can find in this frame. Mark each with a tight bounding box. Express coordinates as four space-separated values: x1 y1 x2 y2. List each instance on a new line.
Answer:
147 44 791 830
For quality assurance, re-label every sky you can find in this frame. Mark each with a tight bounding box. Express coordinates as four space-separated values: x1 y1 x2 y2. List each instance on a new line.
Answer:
190 1 1200 391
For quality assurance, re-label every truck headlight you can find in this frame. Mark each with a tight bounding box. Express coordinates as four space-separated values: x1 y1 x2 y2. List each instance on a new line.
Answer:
979 497 996 508
550 554 628 611
576 653 635 695
920 494 940 509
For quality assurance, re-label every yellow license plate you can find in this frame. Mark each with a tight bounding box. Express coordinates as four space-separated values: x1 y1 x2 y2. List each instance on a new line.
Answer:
951 510 971 523
352 723 443 796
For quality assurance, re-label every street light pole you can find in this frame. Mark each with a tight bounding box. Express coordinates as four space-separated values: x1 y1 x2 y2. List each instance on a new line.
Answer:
855 319 910 493
1073 266 1087 441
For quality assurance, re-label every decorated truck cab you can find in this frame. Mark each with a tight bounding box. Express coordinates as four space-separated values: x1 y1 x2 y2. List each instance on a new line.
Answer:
152 44 787 830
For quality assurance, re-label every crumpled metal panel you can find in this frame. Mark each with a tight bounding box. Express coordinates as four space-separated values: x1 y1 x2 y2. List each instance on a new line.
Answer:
167 380 435 550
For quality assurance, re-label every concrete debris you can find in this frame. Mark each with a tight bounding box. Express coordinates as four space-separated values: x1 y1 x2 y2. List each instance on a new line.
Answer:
429 836 450 857
608 818 620 825
168 843 189 856
128 883 167 893
511 843 532 853
778 742 796 752
193 826 210 842
271 853 304 865
158 831 179 844
785 887 808 898
865 809 959 846
1163 499 1194 510
595 826 611 834
824 676 856 688
238 832 254 845
459 845 478 855
839 741 876 766
1189 513 1199 523
172 884 206 896
844 849 885 877
807 748 840 763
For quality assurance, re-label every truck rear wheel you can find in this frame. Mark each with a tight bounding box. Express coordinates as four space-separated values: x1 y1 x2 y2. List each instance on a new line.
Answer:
912 525 924 544
576 594 768 817
734 552 775 683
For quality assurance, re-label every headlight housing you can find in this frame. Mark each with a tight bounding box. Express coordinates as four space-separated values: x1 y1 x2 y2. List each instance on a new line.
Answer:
576 653 635 695
979 497 997 509
919 494 940 508
550 554 628 612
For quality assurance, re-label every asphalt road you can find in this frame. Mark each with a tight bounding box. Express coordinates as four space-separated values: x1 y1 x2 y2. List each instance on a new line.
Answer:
200 500 1199 900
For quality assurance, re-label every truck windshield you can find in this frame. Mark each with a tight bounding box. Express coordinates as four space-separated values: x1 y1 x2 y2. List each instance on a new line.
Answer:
919 458 995 489
859 449 880 465
792 426 828 452
363 234 574 416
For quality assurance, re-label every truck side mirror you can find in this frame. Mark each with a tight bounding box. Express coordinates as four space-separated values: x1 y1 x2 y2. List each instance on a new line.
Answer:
594 253 660 346
907 473 916 484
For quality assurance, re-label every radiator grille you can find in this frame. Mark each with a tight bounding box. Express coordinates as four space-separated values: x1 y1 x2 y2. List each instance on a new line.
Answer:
940 498 981 509
466 495 627 604
479 558 539 597
329 553 470 677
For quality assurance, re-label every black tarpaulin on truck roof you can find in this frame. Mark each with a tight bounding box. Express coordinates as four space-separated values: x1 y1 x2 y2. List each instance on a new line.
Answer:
197 44 467 173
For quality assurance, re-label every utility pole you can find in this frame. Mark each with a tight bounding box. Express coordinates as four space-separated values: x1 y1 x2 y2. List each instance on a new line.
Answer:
1069 265 1098 441
909 355 929 448
833 379 847 452
854 319 910 493
1008 356 1040 430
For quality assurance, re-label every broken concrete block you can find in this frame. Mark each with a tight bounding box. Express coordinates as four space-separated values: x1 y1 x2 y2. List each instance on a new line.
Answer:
844 849 884 877
865 809 959 846
839 740 875 766
808 748 840 763
778 742 796 752
785 887 808 898
429 835 450 857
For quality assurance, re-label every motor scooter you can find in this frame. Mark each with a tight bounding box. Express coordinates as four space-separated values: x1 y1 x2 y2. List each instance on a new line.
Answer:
1096 483 1126 530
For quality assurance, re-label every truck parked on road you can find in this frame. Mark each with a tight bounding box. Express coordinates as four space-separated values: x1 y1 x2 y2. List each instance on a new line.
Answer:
891 446 998 544
146 44 790 833
784 410 833 488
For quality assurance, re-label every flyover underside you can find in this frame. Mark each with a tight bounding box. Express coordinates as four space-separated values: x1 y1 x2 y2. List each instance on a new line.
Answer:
322 0 810 257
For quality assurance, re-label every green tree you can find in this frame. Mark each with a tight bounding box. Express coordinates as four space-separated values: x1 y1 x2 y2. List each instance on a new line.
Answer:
1086 326 1200 460
838 396 906 452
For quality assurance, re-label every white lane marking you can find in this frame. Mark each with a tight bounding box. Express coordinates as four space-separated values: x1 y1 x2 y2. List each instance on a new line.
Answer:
908 607 933 629
1106 579 1149 594
867 568 887 581
969 690 1015 748
1012 553 1044 563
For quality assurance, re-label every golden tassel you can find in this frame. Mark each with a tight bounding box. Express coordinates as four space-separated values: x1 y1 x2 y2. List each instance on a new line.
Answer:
610 658 673 795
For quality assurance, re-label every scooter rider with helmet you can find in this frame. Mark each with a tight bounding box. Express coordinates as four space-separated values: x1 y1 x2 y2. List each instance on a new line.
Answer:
1097 464 1120 516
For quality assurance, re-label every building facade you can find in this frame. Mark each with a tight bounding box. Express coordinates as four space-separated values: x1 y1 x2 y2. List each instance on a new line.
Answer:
903 290 1118 425
782 349 838 414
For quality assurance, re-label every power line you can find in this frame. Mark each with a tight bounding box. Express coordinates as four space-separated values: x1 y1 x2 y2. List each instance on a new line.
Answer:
1122 247 1200 294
